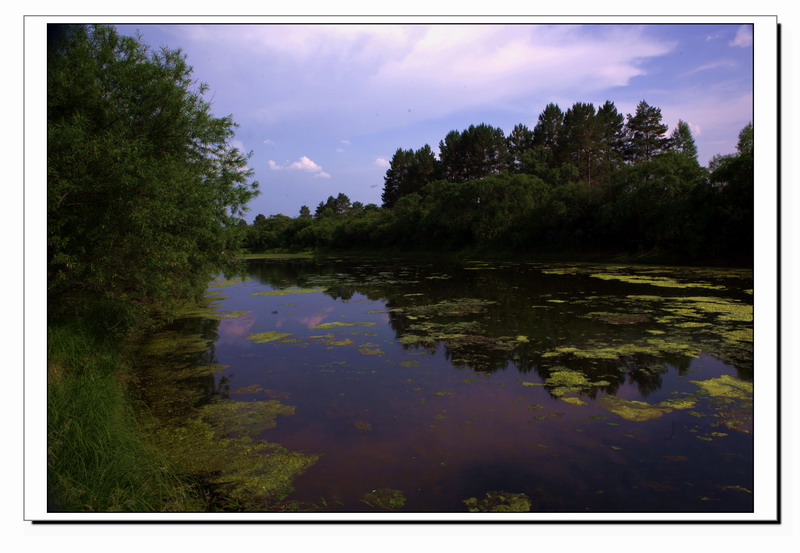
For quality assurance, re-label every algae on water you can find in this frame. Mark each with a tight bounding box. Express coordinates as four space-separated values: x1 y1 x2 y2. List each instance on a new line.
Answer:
360 488 405 510
248 331 293 343
463 491 531 513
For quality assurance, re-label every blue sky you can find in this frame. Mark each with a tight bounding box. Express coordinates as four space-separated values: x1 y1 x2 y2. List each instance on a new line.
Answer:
114 23 754 220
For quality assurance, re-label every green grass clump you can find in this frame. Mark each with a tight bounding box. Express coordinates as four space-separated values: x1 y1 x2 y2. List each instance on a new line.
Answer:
47 323 202 512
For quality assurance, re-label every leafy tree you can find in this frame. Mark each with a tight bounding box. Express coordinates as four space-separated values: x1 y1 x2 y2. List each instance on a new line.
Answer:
624 100 669 163
48 25 259 320
736 121 753 155
668 119 699 161
706 123 754 261
299 205 312 219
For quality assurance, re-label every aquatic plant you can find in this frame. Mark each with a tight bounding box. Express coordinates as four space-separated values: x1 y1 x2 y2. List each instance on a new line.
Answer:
463 491 531 512
247 331 293 343
310 321 377 329
360 488 405 510
251 287 328 296
690 374 753 399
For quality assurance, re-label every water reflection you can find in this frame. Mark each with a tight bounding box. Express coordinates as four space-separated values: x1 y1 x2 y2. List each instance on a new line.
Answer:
202 256 756 512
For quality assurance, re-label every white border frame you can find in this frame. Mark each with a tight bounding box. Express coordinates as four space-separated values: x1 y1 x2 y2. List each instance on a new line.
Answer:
24 14 779 523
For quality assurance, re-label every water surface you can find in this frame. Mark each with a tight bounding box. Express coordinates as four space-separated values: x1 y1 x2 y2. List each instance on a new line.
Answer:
197 256 754 513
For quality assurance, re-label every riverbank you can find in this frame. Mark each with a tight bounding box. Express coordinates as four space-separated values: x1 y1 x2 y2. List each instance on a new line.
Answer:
244 246 753 269
47 320 206 511
47 287 319 513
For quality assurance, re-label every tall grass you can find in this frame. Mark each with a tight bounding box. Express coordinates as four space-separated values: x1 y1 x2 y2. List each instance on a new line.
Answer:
47 322 204 512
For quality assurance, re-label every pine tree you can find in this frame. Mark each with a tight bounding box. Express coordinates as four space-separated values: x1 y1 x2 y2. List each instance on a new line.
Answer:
506 123 535 173
624 100 669 163
532 103 564 168
669 120 699 161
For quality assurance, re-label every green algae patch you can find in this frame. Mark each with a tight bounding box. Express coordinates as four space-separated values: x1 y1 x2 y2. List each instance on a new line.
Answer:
248 331 293 343
600 396 672 422
251 287 328 296
561 397 588 406
516 335 530 343
398 360 420 367
463 491 531 513
691 374 753 399
659 397 698 410
208 277 251 288
405 298 497 318
589 273 726 290
543 338 699 361
310 321 377 329
141 329 213 358
542 369 610 399
328 338 354 346
581 312 652 325
232 384 264 395
154 400 318 510
360 488 405 510
358 347 384 356
353 420 373 431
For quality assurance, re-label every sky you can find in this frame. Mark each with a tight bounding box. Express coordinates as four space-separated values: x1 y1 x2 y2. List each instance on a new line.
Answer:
114 23 754 220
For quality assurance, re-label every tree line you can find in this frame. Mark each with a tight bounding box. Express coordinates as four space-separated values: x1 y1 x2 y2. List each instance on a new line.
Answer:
244 100 753 265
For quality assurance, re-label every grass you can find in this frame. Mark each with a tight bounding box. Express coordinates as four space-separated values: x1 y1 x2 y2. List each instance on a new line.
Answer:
47 322 204 512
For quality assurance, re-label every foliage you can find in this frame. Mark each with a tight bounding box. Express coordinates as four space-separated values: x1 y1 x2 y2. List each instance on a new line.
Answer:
240 103 752 266
624 100 670 163
48 24 259 324
47 323 205 511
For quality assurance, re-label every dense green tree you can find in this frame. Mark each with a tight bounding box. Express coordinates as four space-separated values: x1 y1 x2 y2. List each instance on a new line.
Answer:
506 123 536 173
439 124 508 182
558 102 599 184
314 193 353 218
299 205 312 219
238 105 751 265
624 100 669 163
532 103 564 169
48 25 259 320
381 144 440 208
736 122 753 155
706 123 754 260
668 120 699 161
594 100 627 180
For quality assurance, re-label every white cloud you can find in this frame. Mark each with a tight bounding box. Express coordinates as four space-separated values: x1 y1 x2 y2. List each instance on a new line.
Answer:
336 148 345 153
289 156 323 172
729 26 753 48
683 59 737 76
375 157 391 168
263 139 276 145
340 139 351 145
269 156 330 178
186 25 675 137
